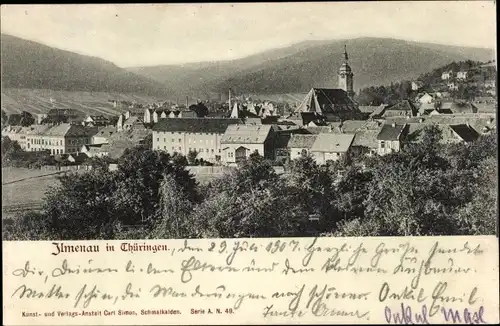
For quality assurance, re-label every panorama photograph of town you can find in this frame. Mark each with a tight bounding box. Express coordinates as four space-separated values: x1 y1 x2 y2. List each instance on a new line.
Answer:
1 2 497 240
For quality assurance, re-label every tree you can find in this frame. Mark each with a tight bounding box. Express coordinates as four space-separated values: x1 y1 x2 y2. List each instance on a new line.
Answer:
190 102 209 118
187 150 198 165
20 111 35 127
111 148 198 225
454 157 497 235
151 174 196 238
142 134 153 149
1 110 7 127
284 153 337 233
44 169 119 240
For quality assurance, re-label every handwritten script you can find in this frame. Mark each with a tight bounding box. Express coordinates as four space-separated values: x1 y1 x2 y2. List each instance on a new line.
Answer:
3 237 499 325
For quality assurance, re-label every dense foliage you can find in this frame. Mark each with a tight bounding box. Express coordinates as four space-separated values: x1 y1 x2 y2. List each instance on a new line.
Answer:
3 126 497 240
355 60 496 105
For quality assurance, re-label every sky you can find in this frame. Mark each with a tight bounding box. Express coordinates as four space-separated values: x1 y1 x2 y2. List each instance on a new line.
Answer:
1 2 496 67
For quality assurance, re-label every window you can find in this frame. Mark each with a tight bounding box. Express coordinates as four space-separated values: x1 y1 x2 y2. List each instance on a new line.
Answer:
211 149 214 153
178 147 181 151
218 149 221 153
163 138 166 142
172 147 175 151
164 146 166 150
380 141 385 149
172 139 175 143
157 138 159 142
178 139 181 143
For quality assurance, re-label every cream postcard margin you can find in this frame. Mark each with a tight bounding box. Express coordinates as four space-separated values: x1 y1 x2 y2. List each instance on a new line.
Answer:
2 236 499 325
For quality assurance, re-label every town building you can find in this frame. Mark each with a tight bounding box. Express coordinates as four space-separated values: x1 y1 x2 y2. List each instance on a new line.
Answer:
338 45 355 98
288 134 318 161
25 123 96 155
309 133 355 165
382 100 418 118
152 118 242 163
220 124 274 164
292 88 362 122
441 71 453 80
411 81 424 91
376 123 407 155
92 126 116 144
456 71 468 80
83 115 110 127
80 143 108 158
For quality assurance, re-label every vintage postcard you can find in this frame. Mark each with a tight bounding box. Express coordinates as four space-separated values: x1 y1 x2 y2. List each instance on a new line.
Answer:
1 2 498 325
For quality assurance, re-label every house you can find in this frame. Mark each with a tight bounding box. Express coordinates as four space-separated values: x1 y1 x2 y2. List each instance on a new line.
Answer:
369 104 389 119
292 88 362 122
35 113 48 125
441 71 453 80
152 118 242 163
92 126 116 144
376 123 407 155
382 100 418 118
288 134 318 161
309 133 355 165
46 108 83 124
447 82 459 91
116 111 143 131
1 125 30 149
411 81 424 91
25 123 96 155
456 71 468 80
220 124 274 164
417 92 434 104
484 79 496 89
80 143 108 158
449 102 478 114
83 115 110 127
405 123 479 144
67 153 88 164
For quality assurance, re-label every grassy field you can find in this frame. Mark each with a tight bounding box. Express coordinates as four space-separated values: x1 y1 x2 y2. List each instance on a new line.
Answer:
1 167 77 217
1 88 171 116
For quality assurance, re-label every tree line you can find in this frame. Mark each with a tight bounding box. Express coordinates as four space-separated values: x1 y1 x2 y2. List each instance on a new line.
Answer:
3 125 497 240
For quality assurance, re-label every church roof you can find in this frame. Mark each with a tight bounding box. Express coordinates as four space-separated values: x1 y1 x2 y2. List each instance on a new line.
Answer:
294 88 359 115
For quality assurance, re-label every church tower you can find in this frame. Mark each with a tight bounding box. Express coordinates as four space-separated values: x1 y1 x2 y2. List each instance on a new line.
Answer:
338 45 355 98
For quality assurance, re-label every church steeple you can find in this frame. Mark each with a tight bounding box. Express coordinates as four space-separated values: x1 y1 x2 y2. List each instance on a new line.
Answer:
338 44 354 98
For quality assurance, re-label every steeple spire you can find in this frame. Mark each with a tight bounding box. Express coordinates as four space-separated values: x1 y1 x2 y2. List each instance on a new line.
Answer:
344 44 348 62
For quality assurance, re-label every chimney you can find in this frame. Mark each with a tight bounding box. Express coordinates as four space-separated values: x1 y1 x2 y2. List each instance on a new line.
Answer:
228 88 232 111
419 118 424 124
391 122 396 128
186 96 189 107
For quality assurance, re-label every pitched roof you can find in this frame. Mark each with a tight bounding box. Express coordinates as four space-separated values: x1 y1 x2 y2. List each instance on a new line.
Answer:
352 129 380 149
383 100 418 117
358 106 380 113
340 120 368 133
377 123 406 141
310 133 355 153
94 126 116 137
294 88 359 115
43 124 95 137
152 118 242 134
369 104 388 118
449 102 478 114
220 124 272 144
288 134 317 148
449 125 480 142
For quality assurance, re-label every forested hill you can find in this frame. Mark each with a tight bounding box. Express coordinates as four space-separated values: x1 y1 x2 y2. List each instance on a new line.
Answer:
129 37 494 97
1 34 168 96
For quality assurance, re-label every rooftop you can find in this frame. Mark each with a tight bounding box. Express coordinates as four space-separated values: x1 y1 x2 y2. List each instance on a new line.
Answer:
220 124 272 144
310 133 355 153
377 123 406 141
288 134 317 149
152 118 242 134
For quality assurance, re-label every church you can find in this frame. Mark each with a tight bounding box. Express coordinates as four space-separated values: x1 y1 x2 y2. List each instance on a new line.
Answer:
291 45 363 123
